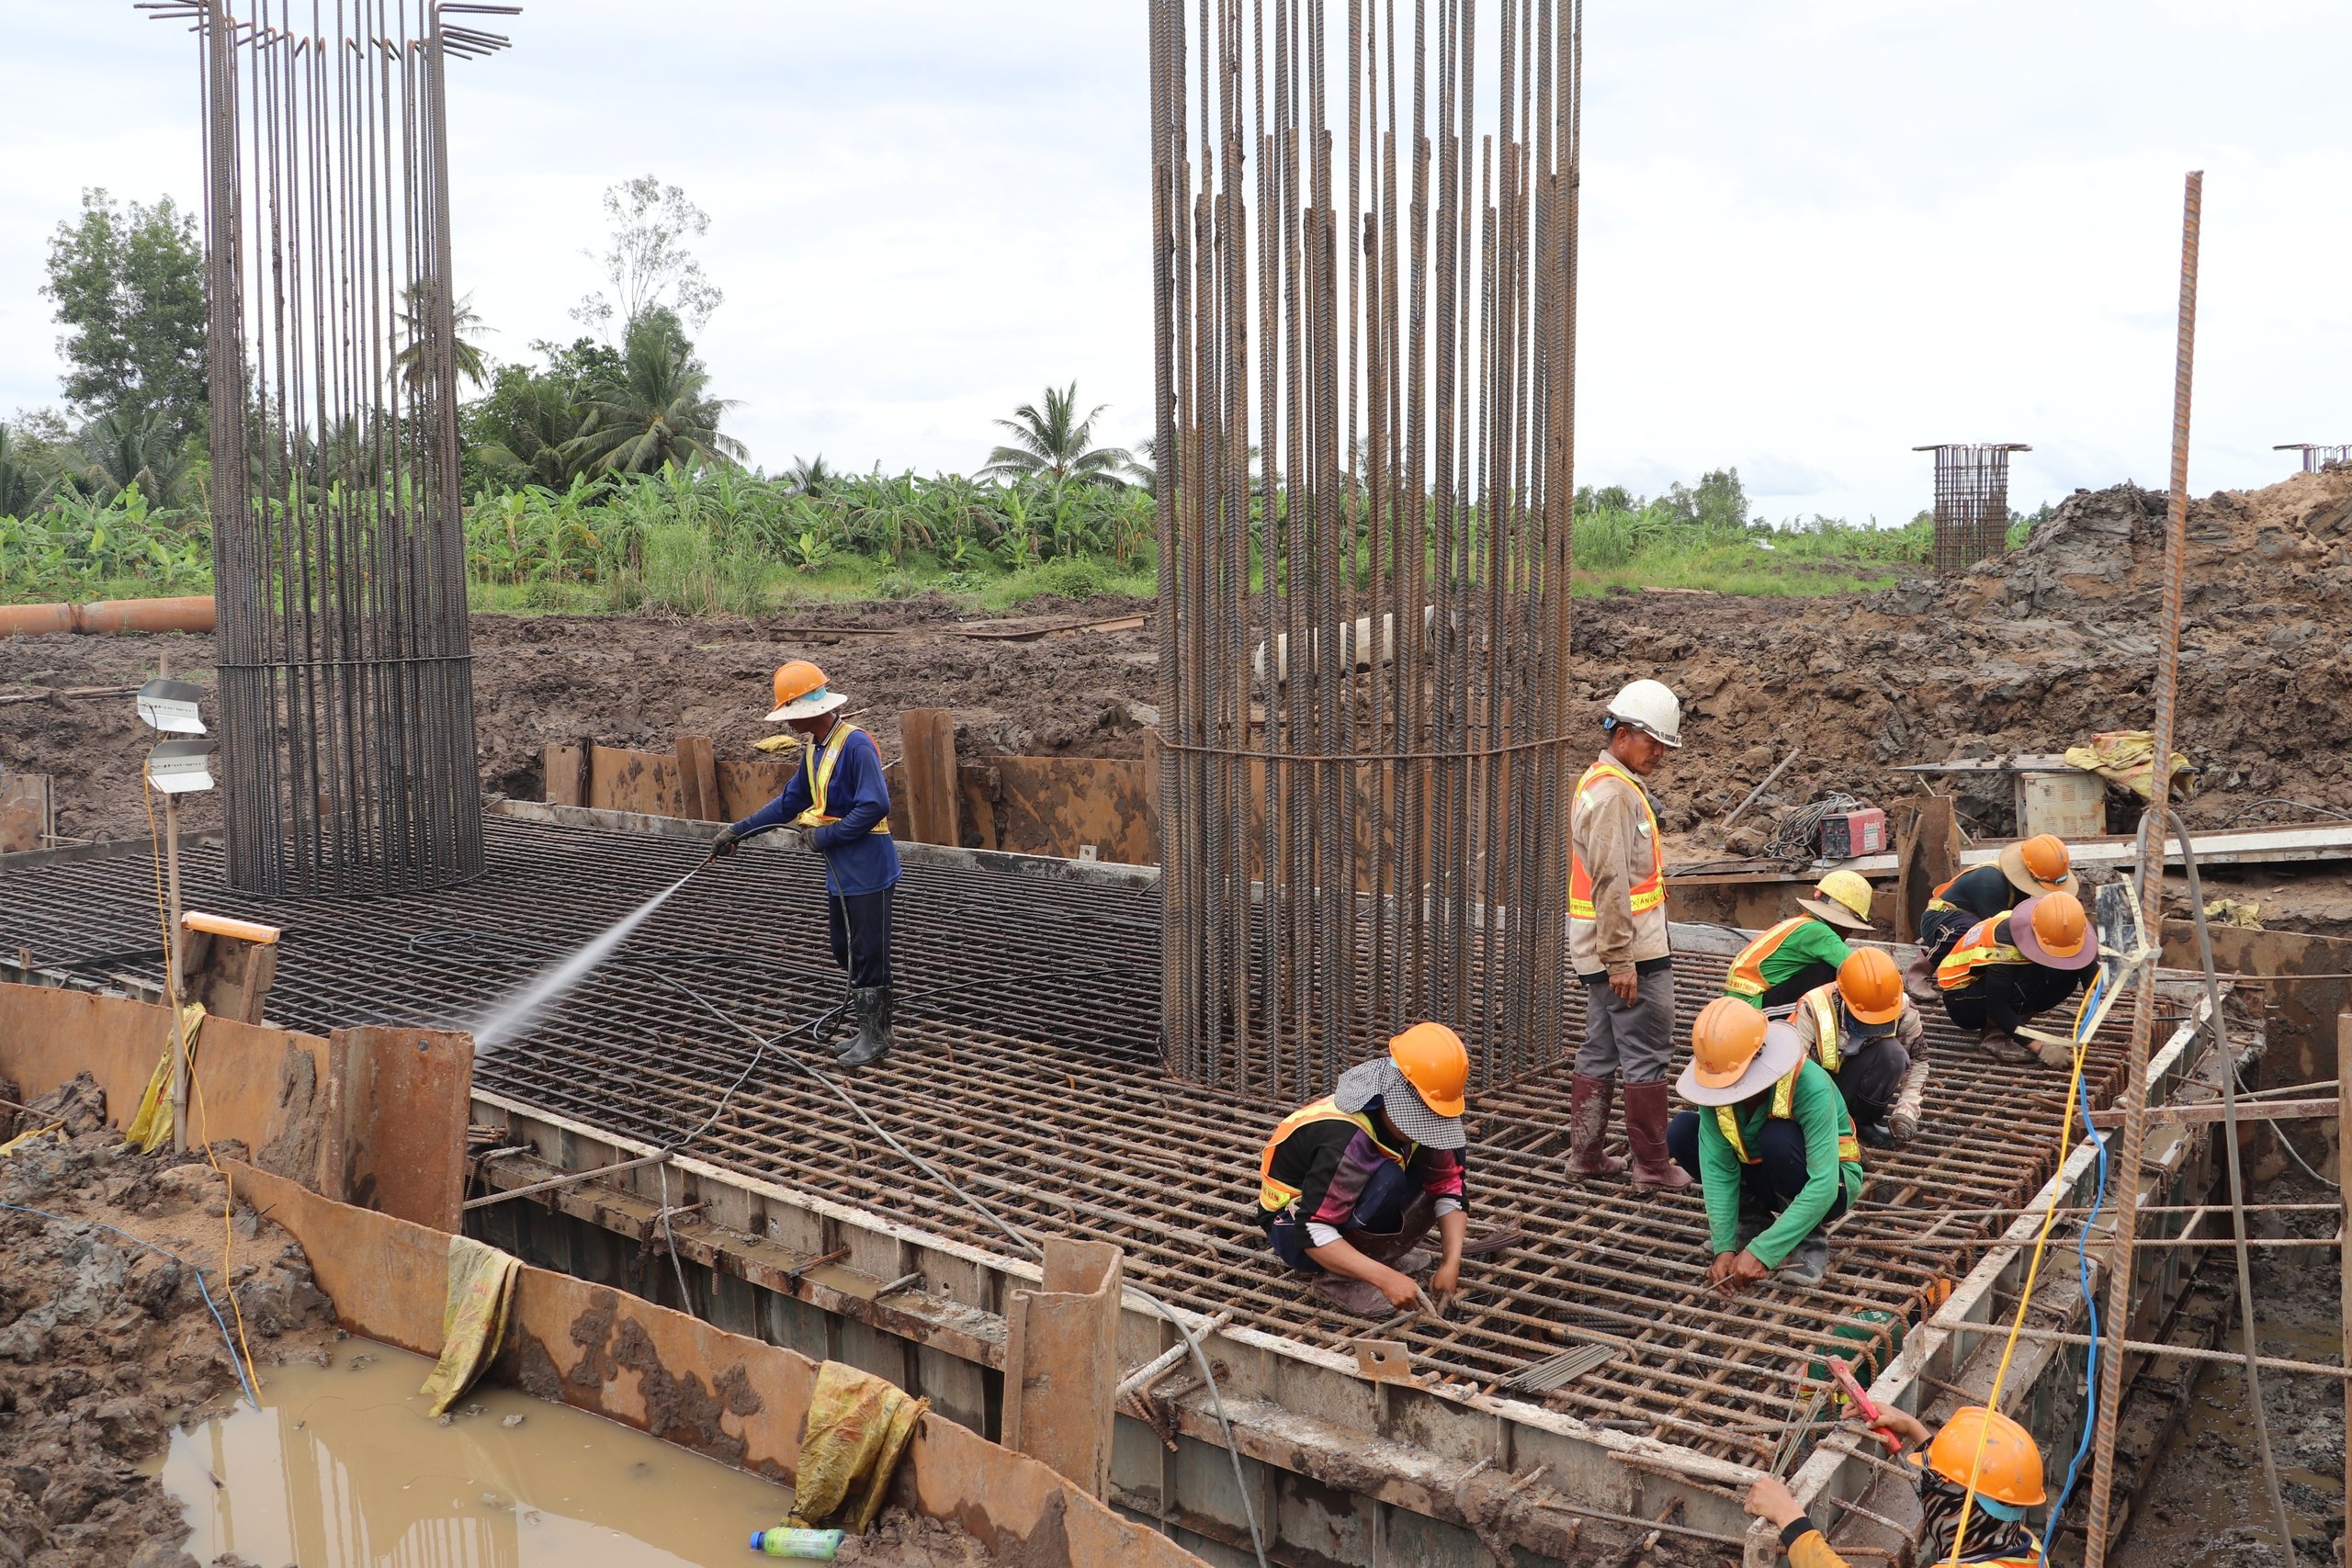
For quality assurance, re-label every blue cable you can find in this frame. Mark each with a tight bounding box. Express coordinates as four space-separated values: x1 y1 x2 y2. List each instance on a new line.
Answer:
0 1199 262 1411
2041 971 2112 1556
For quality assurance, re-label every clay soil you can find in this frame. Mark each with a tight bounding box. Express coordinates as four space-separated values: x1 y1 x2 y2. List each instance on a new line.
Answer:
0 1078 338 1568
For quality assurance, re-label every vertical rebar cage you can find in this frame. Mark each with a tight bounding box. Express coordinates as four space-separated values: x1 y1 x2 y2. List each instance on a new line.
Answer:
1148 0 1583 1101
2273 443 2352 474
153 0 514 895
1915 442 2029 574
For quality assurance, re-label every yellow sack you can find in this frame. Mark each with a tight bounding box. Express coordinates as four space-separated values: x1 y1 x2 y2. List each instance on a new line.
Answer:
0 1125 64 1158
2203 897 2263 930
2063 731 2196 801
789 1359 930 1534
753 733 806 754
124 1003 206 1155
420 1235 520 1416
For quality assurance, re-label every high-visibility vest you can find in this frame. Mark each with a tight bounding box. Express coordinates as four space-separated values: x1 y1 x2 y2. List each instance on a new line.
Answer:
1258 1098 1399 1213
1724 916 1810 1002
1800 981 1846 1074
1568 759 1664 922
1792 1527 2042 1568
1935 915 2026 993
792 722 891 836
1714 1066 1863 1167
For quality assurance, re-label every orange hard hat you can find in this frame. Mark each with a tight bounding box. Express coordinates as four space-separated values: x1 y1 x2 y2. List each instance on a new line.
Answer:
1911 1405 2047 1507
1388 1021 1469 1117
2025 891 2090 964
1999 832 2077 897
1837 948 1905 1026
1690 998 1770 1092
767 660 849 722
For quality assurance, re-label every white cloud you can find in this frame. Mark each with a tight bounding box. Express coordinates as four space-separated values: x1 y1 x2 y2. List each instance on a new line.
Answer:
2 1 2346 525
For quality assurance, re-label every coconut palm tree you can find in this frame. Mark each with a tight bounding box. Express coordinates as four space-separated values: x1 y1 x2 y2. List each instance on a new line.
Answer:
563 312 745 475
783 454 838 497
979 382 1134 488
474 371 592 490
74 409 192 510
395 281 492 394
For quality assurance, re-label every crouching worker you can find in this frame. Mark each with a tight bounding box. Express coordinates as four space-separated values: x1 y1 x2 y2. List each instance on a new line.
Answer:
1935 891 2096 1065
1744 1404 2047 1565
1722 870 1877 1013
1791 948 1930 1148
1668 998 1863 1290
1256 1023 1517 1317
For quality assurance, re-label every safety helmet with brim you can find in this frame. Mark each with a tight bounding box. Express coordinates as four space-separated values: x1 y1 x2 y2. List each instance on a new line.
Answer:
1797 868 1875 931
767 659 852 722
1333 1059 1467 1150
1679 999 1805 1107
1996 833 2078 898
2012 891 2096 971
1603 678 1683 749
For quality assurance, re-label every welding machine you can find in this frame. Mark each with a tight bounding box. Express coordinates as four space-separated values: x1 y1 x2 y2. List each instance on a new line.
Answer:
1817 806 1885 860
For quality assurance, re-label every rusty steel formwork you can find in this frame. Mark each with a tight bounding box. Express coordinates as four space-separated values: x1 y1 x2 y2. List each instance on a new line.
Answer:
141 0 516 896
1914 443 2030 574
1148 0 1584 1101
0 816 2177 1476
2273 442 2352 473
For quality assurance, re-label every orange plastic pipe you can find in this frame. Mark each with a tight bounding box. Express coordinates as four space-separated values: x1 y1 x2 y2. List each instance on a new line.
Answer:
72 595 217 634
0 604 74 637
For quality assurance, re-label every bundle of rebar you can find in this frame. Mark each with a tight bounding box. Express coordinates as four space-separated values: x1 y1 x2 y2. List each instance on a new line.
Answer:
143 0 514 895
1148 0 1583 1100
1915 442 2029 574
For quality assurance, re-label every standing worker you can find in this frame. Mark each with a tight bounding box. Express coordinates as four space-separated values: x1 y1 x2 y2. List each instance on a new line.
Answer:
1744 1404 2047 1565
1567 679 1690 1190
1934 892 2097 1064
1904 834 2076 1002
1666 998 1863 1288
1722 871 1877 1012
1789 949 1929 1148
711 660 902 1067
1255 1023 1517 1316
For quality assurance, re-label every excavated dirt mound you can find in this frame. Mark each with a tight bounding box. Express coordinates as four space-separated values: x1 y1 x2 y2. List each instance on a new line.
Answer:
0 1092 338 1568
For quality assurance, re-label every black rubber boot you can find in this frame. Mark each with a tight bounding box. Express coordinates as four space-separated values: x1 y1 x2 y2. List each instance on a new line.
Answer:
836 985 894 1067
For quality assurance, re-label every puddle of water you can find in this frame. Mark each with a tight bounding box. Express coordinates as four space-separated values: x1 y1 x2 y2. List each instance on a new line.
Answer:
157 1342 797 1566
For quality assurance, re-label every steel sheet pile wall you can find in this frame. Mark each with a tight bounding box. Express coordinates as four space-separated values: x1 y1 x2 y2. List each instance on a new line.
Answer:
1150 0 1583 1099
153 0 510 894
1916 442 2030 574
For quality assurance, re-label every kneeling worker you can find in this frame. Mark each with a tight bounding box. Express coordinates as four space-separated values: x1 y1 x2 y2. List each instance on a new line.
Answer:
711 660 902 1067
1905 833 2076 1002
1257 1023 1512 1317
1935 891 2096 1064
1723 871 1877 1012
1745 1404 2047 1565
1668 998 1863 1289
1790 948 1929 1148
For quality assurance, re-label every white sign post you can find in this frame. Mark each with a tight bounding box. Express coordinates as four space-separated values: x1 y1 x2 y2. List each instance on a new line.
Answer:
138 667 209 1153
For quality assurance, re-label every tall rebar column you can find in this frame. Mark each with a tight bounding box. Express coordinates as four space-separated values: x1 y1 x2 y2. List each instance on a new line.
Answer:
2273 442 2352 473
149 0 514 896
1150 0 1582 1100
1915 442 2030 574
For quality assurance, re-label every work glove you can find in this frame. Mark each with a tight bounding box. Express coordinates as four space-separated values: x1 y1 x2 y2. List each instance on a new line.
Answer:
709 825 742 858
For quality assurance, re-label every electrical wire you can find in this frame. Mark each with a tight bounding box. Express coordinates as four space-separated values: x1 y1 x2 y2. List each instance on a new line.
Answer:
1764 791 1869 863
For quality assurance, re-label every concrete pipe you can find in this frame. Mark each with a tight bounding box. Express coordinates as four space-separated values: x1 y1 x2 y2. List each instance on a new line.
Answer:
73 595 217 635
0 604 74 637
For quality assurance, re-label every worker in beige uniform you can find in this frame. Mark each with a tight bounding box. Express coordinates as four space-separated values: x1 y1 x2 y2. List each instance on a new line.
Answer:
1566 679 1690 1190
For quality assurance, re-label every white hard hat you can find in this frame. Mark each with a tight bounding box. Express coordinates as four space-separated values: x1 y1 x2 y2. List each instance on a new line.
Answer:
1605 679 1683 748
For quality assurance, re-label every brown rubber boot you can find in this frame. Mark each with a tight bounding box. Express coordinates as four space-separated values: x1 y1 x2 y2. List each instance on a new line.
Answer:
1902 950 1939 1005
1623 1079 1693 1190
1567 1073 1627 1177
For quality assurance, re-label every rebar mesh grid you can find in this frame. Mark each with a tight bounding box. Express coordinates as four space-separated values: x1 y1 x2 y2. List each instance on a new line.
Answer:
1149 0 1583 1101
141 0 514 895
1913 443 2030 574
0 818 2158 1467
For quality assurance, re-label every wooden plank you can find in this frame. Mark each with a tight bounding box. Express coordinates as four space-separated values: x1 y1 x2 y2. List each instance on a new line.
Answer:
899 708 960 846
675 734 721 822
543 742 591 808
328 1024 473 1233
958 764 1001 852
1893 794 1960 943
589 743 684 818
2085 1098 2336 1130
0 773 52 854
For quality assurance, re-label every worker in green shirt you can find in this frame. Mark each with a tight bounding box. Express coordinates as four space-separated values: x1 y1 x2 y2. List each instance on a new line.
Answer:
1667 998 1864 1289
1721 871 1876 1013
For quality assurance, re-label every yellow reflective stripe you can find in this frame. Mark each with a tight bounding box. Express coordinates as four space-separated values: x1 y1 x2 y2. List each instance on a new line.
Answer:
1258 1100 1387 1211
1725 917 1807 998
1804 984 1844 1074
795 723 891 836
1714 1066 1863 1168
1936 937 2027 991
1714 1104 1753 1164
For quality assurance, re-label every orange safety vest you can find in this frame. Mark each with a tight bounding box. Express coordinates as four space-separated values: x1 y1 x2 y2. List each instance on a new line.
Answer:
1568 759 1665 923
1257 1099 1399 1213
1724 916 1809 1003
1713 1066 1863 1167
1935 915 2026 993
1799 981 1846 1074
791 722 891 836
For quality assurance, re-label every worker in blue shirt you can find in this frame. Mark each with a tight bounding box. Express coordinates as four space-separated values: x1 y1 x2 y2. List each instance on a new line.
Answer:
711 660 903 1067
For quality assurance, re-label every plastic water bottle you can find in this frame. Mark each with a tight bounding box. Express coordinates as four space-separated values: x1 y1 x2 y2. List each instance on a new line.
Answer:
750 1528 844 1559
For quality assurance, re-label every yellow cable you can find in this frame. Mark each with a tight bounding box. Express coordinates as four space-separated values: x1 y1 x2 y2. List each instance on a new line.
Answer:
141 779 262 1399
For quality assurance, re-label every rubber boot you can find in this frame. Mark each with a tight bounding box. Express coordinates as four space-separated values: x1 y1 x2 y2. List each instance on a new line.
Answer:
1310 1275 1398 1317
1354 1194 1438 1267
1566 1073 1627 1178
837 986 894 1067
1622 1080 1693 1190
1978 1026 2032 1065
1902 950 1940 1006
1779 1231 1832 1287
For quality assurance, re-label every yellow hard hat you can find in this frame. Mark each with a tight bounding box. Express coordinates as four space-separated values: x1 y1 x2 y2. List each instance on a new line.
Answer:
766 660 849 722
1911 1405 2047 1507
1798 869 1875 931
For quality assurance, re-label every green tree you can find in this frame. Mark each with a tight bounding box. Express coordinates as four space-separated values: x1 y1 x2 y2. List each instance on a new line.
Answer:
0 425 61 517
41 190 209 443
783 454 838 497
572 176 723 338
563 311 745 475
979 383 1134 488
72 409 194 510
395 282 492 394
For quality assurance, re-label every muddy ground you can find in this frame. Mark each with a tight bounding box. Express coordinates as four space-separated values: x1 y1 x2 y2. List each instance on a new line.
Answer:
0 1079 338 1568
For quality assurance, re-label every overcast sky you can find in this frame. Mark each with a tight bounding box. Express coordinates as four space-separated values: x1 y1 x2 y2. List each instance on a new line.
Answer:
4 2 2346 525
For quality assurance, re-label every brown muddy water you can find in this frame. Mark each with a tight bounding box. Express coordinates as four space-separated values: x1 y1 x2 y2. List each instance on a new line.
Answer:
153 1341 800 1565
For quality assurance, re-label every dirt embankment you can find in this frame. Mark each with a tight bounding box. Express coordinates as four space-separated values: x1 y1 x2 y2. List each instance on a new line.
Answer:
0 1077 337 1568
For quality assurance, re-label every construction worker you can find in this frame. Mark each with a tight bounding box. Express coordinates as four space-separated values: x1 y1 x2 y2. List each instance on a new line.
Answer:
1904 834 2077 1002
1789 949 1928 1148
1722 870 1876 1013
1567 679 1690 1190
1666 998 1862 1288
1256 1023 1515 1317
1934 892 2096 1064
1744 1404 2047 1565
711 660 902 1067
